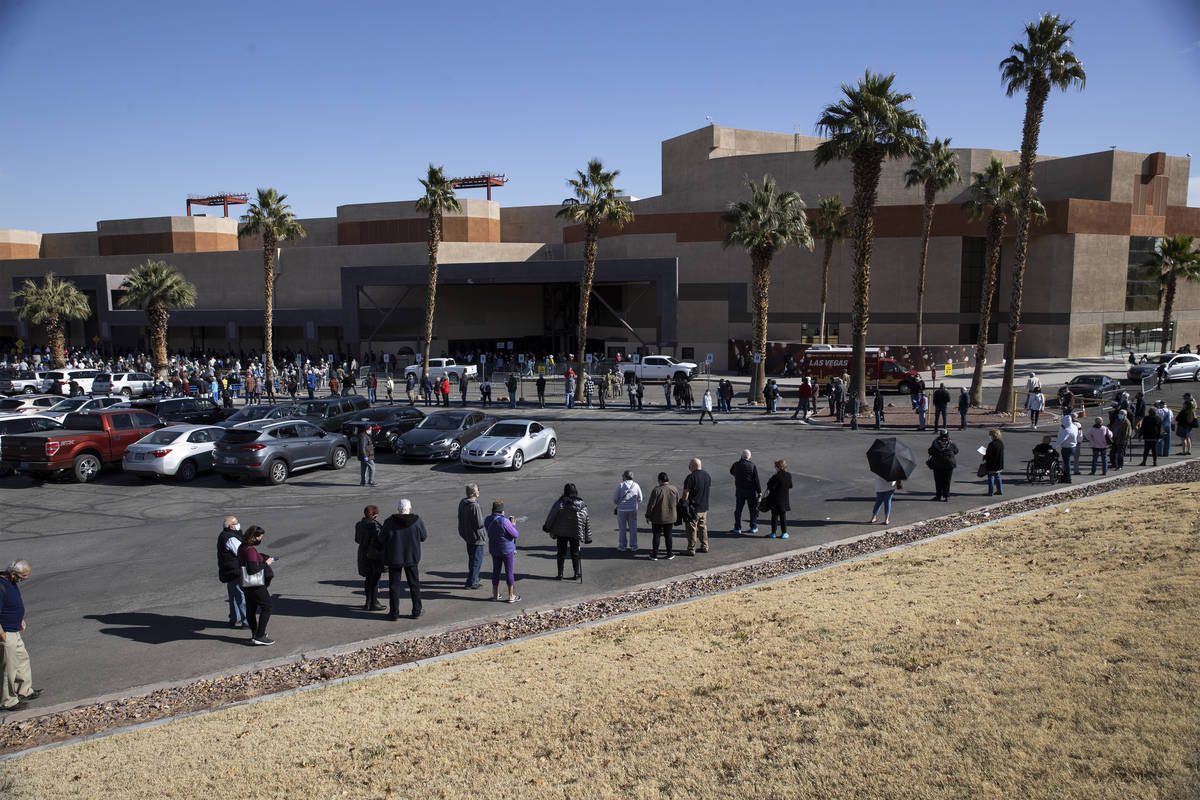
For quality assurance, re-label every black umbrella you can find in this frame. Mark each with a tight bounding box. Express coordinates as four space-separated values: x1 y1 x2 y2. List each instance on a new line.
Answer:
867 437 916 482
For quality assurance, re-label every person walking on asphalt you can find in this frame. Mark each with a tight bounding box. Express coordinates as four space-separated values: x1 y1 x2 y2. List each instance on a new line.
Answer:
217 516 248 629
354 505 385 611
871 475 900 524
485 501 521 603
927 429 958 501
379 499 427 620
237 525 276 646
612 470 644 553
543 483 591 581
1026 387 1045 429
645 472 679 560
763 459 793 539
358 429 377 487
793 377 813 420
699 388 716 424
730 449 762 534
457 484 485 590
932 383 951 430
0 560 40 711
536 374 546 408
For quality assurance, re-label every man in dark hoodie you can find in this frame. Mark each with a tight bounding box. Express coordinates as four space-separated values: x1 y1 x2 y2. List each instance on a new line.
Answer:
729 449 761 534
380 498 428 620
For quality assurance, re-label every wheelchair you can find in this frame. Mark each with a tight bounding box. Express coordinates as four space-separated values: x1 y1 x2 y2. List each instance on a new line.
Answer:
1025 448 1062 484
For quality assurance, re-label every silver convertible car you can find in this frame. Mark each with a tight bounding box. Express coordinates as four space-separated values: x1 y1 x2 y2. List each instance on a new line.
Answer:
461 419 557 471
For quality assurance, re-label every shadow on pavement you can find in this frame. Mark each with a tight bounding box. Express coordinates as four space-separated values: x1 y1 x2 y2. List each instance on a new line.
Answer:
84 613 247 645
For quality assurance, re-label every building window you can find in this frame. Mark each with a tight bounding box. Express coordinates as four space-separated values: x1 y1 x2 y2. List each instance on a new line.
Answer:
1125 236 1160 311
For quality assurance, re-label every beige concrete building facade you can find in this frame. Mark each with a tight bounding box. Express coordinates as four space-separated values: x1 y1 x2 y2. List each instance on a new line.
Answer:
2 125 1198 368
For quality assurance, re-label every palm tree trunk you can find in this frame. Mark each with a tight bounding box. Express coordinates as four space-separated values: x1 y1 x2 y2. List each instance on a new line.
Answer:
420 214 442 379
47 317 65 369
849 147 882 408
1160 273 1177 354
819 238 833 344
915 184 936 357
576 227 598 369
969 216 1005 406
150 303 169 381
262 233 276 392
997 79 1048 414
750 257 771 404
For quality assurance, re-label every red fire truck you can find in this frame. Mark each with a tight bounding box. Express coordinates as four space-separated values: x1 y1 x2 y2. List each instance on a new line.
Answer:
800 348 925 395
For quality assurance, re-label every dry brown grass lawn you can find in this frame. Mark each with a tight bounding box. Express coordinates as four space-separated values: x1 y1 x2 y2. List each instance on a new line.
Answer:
6 483 1200 800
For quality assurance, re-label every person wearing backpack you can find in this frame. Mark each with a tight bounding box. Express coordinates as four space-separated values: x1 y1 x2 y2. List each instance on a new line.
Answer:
354 506 385 611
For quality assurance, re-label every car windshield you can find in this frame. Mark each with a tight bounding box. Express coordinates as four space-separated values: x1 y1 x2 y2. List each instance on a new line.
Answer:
1148 354 1173 364
415 414 464 431
486 423 528 438
294 401 332 416
44 372 64 380
0 399 25 410
1069 376 1100 384
141 430 184 445
226 406 271 423
48 398 88 412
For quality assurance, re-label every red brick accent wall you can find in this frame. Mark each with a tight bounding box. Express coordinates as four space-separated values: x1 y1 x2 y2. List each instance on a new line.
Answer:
0 243 39 259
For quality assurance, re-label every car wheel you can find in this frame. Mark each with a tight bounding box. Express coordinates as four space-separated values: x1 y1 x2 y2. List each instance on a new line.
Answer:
1194 369 1200 382
329 446 348 470
177 459 198 482
266 459 289 485
121 387 132 398
23 386 34 394
448 441 461 461
511 449 524 471
72 453 101 483
546 438 557 458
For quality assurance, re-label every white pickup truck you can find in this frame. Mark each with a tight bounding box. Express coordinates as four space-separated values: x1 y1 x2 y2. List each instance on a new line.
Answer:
404 358 478 382
617 355 699 383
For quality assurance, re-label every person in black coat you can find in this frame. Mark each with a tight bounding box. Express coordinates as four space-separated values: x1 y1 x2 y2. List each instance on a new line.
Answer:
379 499 428 620
543 483 591 581
927 429 959 501
354 505 385 611
763 459 793 539
983 429 1004 496
729 450 762 534
1139 411 1162 466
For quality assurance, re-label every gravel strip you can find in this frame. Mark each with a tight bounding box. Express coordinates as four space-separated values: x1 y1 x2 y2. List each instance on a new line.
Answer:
2 459 1196 755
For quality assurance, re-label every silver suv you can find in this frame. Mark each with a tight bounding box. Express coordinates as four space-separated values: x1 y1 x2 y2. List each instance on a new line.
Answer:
212 419 350 485
92 372 154 398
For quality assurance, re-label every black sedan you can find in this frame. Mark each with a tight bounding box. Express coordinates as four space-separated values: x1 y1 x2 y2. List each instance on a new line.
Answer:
115 397 238 425
1062 374 1122 399
392 410 494 460
340 406 425 452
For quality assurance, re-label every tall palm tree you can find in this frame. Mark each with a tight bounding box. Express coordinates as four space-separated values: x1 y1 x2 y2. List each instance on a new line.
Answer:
815 70 926 406
556 159 633 368
813 196 851 345
414 165 461 378
12 273 91 368
995 13 1086 412
238 188 306 392
904 137 960 353
117 259 198 380
722 175 813 403
1150 235 1200 353
962 159 1045 405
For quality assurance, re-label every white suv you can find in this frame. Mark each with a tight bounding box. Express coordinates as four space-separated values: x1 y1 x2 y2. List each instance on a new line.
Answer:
92 372 154 398
44 369 100 396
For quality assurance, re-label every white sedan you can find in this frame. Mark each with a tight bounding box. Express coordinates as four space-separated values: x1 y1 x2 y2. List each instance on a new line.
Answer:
460 419 557 471
122 424 227 481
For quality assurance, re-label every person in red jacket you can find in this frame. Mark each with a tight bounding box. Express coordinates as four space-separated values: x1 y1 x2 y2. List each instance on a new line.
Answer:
439 376 451 407
791 377 814 421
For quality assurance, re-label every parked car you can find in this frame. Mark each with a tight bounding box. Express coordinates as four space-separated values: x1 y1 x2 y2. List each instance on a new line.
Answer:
340 406 425 451
616 355 699 383
216 402 300 428
40 395 124 422
1062 374 1122 399
122 424 227 482
44 369 100 396
92 372 154 399
393 410 494 461
1128 352 1200 383
0 370 51 395
0 413 62 476
0 407 164 482
461 419 557 471
116 397 236 425
212 419 350 485
0 395 60 414
292 395 371 431
403 358 477 383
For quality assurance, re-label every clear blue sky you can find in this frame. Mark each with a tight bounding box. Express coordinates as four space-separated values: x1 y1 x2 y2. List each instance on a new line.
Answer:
2 0 1198 233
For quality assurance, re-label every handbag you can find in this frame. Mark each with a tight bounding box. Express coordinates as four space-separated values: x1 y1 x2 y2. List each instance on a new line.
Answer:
758 493 772 512
240 565 266 588
976 461 987 478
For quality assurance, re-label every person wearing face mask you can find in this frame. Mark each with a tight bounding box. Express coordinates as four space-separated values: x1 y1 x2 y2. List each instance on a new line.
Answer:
217 515 248 629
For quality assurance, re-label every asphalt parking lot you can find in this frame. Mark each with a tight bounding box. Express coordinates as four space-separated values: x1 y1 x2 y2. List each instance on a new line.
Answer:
2 379 1196 715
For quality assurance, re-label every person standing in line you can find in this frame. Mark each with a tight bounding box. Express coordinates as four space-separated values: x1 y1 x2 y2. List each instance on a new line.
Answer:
536 374 546 408
763 459 793 539
480 377 492 407
217 515 248 629
1156 400 1173 458
1177 392 1196 455
582 374 594 408
612 470 644 554
355 506 385 611
699 388 717 424
927 429 958 501
459 373 469 407
846 391 860 430
1053 414 1080 482
379 499 427 620
439 375 451 407
1084 416 1112 476
358 429 377 487
564 373 576 409
457 484 486 590
406 372 416 405
792 377 813 420
870 475 900 525
237 525 276 646
420 374 433 406
983 428 1005 495
681 379 694 411
1110 408 1132 470
662 380 672 410
329 374 340 398
932 383 951 430
682 457 712 555
915 391 928 431
635 379 645 410
306 370 317 400
957 387 970 430
0 560 40 711
506 373 519 409
1026 387 1045 429
645 472 679 560
1138 405 1162 466
485 501 521 603
386 375 394 403
543 483 590 581
597 372 607 409
729 449 761 534
832 379 846 423
873 390 885 430
367 373 378 404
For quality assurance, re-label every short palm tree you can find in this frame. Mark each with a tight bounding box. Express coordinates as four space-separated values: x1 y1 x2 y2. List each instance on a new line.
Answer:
722 175 813 403
117 260 197 380
962 159 1045 405
556 159 633 368
904 137 960 352
815 70 926 406
239 188 306 391
12 273 91 368
995 13 1086 412
813 196 851 345
1150 235 1200 353
415 165 461 378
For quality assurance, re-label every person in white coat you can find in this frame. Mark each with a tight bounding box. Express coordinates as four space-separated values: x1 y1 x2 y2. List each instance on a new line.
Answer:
1026 388 1046 429
612 470 644 553
699 389 716 424
1053 412 1080 483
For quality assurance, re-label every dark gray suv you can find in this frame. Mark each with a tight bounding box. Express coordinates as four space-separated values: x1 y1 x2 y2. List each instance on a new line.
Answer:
212 419 350 485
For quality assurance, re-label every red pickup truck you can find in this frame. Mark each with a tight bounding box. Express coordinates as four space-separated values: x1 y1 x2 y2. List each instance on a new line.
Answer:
1 408 164 482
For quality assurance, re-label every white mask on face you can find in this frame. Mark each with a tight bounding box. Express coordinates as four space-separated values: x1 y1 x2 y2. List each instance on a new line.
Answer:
232 523 241 532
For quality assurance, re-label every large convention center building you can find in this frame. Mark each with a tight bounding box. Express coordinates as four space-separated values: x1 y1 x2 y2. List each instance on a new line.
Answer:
1 124 1197 369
